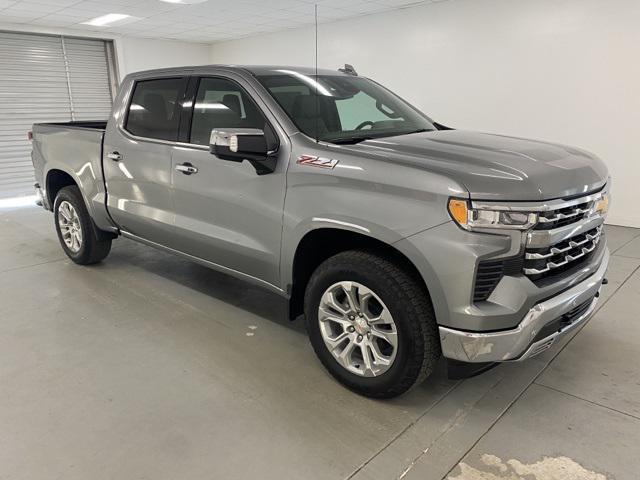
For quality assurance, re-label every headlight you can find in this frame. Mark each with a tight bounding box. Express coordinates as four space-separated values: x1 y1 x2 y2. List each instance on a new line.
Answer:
448 198 538 231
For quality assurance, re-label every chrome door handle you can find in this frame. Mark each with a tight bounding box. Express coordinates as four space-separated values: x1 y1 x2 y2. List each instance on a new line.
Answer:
175 163 198 175
107 151 122 161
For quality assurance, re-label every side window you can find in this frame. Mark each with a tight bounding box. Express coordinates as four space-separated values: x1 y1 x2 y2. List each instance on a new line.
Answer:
125 78 184 141
190 77 268 146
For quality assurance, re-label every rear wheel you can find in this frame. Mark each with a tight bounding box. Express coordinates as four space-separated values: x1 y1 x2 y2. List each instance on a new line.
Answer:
304 250 440 398
54 186 112 265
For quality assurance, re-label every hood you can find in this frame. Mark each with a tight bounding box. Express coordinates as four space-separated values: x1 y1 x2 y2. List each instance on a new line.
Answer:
348 130 608 201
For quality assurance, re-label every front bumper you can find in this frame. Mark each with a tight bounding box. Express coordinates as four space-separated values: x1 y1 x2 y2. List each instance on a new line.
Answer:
439 248 609 363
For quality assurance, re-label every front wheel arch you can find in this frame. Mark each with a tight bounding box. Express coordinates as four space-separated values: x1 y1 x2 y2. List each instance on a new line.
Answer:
288 228 431 321
303 249 441 398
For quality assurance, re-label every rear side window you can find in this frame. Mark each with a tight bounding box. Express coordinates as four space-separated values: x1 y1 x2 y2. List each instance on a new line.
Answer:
125 78 185 141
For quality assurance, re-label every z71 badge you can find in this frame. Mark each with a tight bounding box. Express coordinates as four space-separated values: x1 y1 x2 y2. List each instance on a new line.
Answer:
296 155 339 169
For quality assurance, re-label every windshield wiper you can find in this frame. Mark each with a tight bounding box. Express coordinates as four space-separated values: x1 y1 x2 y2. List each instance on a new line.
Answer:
327 128 434 144
396 128 433 136
326 136 375 145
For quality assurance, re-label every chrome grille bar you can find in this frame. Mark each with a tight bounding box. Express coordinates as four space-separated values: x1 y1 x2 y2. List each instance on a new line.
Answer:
537 205 591 224
526 215 603 249
471 188 607 212
519 187 607 280
523 237 600 275
525 226 602 259
523 227 602 275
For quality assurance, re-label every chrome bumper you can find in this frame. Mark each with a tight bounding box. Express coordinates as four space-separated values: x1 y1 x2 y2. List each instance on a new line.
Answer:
439 248 609 363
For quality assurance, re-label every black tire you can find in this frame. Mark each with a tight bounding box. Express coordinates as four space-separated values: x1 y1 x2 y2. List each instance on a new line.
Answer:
53 185 112 265
304 250 440 398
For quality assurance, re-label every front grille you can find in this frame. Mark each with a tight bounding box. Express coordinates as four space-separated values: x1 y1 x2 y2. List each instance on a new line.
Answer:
524 225 602 281
534 201 591 230
471 188 607 301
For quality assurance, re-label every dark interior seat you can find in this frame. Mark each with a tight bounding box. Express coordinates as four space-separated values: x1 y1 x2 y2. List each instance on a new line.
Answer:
291 95 331 138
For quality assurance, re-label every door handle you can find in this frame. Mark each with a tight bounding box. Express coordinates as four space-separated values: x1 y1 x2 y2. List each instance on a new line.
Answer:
107 151 122 161
175 163 198 175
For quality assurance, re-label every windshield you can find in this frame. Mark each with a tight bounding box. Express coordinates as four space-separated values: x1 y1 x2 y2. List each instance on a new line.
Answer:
256 71 435 144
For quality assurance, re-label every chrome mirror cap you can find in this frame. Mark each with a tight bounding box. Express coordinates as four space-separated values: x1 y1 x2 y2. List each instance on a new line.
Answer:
210 128 265 152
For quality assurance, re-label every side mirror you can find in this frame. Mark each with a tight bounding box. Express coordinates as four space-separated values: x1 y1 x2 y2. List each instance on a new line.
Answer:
210 128 272 162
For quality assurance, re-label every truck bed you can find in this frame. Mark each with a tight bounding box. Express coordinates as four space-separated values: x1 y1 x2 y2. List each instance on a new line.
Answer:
31 120 112 231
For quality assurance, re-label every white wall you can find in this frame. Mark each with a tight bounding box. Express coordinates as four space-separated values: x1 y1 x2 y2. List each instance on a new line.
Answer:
115 36 210 78
210 0 640 228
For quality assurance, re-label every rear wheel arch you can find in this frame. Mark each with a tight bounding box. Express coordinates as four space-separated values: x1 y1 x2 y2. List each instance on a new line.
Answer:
288 228 432 320
53 185 112 264
46 169 78 210
46 168 115 241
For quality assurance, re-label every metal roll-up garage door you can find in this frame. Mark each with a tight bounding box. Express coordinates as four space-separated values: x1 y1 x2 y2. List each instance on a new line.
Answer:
0 31 117 199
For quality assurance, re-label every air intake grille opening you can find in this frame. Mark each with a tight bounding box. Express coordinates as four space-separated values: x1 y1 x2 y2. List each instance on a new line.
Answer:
473 256 523 302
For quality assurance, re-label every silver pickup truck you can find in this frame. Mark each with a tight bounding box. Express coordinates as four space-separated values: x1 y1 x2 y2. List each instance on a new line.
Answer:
31 65 610 398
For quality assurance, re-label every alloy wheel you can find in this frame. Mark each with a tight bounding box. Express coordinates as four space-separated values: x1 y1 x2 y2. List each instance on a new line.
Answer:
318 281 398 377
58 200 83 253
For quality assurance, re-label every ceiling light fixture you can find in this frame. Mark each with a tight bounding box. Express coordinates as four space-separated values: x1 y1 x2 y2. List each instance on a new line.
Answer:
82 13 131 26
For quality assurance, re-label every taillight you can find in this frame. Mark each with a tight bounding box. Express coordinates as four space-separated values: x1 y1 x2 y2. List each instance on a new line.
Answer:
27 131 33 141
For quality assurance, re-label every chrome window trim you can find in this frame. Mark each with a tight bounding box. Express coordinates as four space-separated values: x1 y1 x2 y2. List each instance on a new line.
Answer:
116 71 289 154
117 125 210 151
116 74 278 153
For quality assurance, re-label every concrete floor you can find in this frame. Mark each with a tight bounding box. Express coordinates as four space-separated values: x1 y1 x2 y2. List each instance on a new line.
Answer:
1 206 639 480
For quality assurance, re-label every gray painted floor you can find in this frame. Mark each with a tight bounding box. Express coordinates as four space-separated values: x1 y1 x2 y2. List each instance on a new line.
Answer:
1 206 639 480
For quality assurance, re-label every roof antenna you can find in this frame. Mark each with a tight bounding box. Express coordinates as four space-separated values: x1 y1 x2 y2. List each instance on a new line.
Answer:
314 3 319 144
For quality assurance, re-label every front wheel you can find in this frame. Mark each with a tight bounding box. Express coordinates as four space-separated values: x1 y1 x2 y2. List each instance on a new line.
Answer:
304 250 440 398
54 186 112 265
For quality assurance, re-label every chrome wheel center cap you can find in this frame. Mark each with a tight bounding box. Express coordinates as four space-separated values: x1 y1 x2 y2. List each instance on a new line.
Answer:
353 317 369 335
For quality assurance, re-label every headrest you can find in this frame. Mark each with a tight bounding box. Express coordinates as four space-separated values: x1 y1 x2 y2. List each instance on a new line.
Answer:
222 94 241 115
144 93 168 119
292 95 322 120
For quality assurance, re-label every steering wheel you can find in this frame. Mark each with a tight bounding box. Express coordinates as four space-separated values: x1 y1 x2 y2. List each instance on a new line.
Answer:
355 120 374 130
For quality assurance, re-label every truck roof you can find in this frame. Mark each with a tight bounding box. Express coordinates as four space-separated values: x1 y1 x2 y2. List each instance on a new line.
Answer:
126 65 352 80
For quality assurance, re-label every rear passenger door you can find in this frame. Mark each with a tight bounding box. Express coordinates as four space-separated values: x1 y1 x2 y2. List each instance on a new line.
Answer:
103 76 187 244
170 75 287 288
